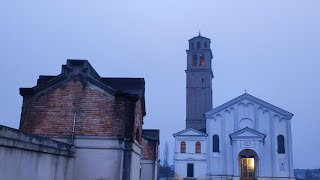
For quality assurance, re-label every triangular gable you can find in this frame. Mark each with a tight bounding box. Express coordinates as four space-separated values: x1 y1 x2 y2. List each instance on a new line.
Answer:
173 128 207 137
229 127 266 140
205 93 293 119
20 60 117 97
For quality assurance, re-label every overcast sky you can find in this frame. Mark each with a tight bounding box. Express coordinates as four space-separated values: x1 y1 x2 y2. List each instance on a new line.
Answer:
1 1 320 168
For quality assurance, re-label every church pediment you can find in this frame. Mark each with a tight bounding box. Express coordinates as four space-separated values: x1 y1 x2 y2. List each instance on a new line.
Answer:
229 127 266 141
204 93 293 119
173 128 207 137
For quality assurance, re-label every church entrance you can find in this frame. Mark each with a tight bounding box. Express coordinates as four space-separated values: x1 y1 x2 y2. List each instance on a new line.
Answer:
239 149 258 180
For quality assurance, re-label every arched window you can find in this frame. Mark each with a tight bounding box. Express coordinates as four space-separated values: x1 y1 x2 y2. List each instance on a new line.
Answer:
195 142 201 153
197 42 201 49
204 42 208 49
190 42 194 49
199 55 205 66
213 135 219 152
181 141 186 153
192 54 198 66
277 135 285 154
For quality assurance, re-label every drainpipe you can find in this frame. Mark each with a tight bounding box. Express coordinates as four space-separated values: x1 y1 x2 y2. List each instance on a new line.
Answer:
71 111 77 145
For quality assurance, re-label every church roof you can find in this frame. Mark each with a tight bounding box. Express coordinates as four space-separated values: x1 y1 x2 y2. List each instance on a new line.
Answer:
173 128 207 137
205 93 293 119
188 33 211 41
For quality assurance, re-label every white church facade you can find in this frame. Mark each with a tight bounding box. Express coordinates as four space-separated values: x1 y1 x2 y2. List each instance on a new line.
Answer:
173 34 295 180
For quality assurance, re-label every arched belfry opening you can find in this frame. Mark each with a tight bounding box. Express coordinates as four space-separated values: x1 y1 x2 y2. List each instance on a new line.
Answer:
238 149 259 180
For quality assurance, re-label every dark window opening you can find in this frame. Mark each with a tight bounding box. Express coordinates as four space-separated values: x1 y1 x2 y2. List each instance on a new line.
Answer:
192 54 198 66
277 135 285 154
202 78 204 83
204 42 208 49
197 42 201 49
190 42 194 49
213 135 219 152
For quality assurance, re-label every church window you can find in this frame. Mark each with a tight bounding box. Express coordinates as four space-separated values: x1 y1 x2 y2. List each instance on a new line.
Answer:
213 135 219 152
200 55 205 66
277 135 285 154
195 142 201 153
197 42 201 49
190 43 194 49
192 54 198 66
181 141 186 153
202 78 204 83
204 42 208 49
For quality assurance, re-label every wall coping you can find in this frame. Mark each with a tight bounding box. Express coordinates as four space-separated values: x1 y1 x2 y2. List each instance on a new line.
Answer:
0 125 75 157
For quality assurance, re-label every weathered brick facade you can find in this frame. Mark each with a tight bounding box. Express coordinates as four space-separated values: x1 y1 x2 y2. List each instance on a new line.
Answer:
141 129 159 160
17 60 159 180
19 60 145 141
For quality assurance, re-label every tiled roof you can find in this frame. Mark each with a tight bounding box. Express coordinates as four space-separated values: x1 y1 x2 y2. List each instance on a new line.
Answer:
142 129 160 143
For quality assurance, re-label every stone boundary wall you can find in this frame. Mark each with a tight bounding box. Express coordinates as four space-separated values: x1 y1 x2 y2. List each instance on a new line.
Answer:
0 125 75 180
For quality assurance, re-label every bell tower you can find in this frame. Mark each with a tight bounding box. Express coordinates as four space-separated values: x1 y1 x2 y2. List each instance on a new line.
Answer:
186 33 213 131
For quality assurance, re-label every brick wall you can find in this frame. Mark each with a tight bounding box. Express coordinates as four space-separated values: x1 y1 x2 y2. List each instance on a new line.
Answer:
19 75 141 139
141 138 158 160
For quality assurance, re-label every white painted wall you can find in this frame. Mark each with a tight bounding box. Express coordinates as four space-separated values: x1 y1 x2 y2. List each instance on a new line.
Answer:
68 136 125 180
129 141 142 180
0 125 74 180
141 159 159 180
56 136 144 180
206 98 295 180
173 129 207 180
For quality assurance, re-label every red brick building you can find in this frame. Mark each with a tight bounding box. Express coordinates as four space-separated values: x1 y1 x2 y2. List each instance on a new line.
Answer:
18 60 159 180
141 129 160 179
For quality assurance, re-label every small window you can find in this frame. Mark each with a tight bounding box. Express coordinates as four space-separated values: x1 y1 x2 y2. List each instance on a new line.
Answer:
181 141 186 153
213 135 219 152
190 42 194 49
202 78 204 83
277 135 285 154
195 142 201 153
192 54 198 66
204 42 208 49
197 42 201 49
199 55 205 66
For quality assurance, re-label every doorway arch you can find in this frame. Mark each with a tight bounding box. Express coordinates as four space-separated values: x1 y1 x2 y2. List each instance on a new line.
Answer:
238 149 258 180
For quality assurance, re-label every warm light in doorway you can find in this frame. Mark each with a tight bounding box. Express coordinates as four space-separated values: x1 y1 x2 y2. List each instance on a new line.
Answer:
248 158 254 171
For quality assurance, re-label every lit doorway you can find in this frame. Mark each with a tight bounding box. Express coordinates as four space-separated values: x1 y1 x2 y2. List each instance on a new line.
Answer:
239 149 258 180
241 158 254 179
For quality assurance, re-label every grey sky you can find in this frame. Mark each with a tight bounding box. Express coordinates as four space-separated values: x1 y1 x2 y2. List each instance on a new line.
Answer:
1 1 320 168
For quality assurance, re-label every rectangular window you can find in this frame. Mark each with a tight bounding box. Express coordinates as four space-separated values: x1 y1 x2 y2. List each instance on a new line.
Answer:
187 163 194 177
196 142 201 153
